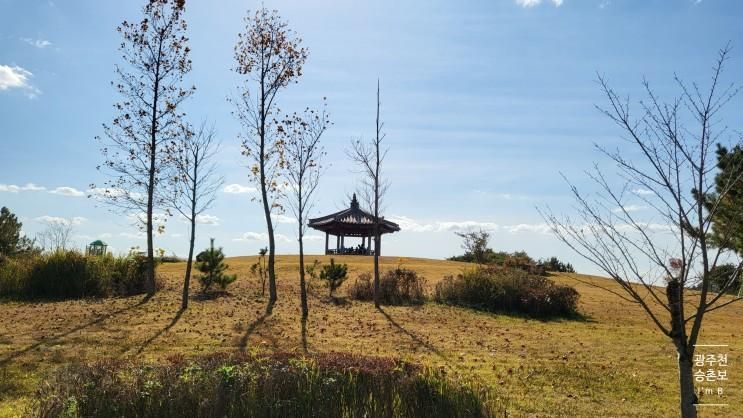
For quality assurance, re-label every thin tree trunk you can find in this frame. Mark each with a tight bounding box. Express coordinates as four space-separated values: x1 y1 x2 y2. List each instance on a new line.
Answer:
299 220 308 319
145 40 163 296
258 60 277 313
183 212 196 310
264 200 277 310
373 229 380 308
373 80 381 309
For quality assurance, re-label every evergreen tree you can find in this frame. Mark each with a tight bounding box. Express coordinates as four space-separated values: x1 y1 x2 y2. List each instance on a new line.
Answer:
195 238 236 293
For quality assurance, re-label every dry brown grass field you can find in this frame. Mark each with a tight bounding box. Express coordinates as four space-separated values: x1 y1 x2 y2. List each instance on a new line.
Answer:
0 255 740 417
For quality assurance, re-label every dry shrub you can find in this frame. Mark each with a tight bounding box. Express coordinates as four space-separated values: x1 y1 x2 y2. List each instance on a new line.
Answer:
348 268 426 305
0 251 152 300
434 267 579 318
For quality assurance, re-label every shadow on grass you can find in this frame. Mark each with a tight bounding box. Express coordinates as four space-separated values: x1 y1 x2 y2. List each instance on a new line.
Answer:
301 315 308 354
238 311 271 352
376 307 448 362
0 294 152 366
133 307 186 355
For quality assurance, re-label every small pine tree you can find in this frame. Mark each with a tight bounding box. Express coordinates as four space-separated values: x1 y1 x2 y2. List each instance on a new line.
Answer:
196 238 236 293
319 258 348 297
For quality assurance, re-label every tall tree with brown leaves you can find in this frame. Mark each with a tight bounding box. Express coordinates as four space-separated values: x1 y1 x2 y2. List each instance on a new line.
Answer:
92 0 194 295
232 8 308 313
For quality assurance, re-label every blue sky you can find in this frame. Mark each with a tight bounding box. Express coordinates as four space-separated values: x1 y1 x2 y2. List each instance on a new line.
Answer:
1 0 742 274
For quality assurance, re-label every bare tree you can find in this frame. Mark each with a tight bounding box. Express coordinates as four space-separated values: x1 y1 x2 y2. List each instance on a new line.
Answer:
232 7 308 313
37 220 74 253
455 229 491 264
162 122 223 310
92 0 194 295
349 80 389 308
541 46 743 417
283 101 330 319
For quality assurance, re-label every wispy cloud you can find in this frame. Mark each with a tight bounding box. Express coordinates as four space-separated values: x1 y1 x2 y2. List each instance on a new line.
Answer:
120 231 145 239
49 186 85 197
20 38 52 49
35 215 87 226
274 214 296 224
632 188 655 196
389 215 552 235
516 0 563 7
223 183 256 194
87 187 143 200
179 213 220 225
233 231 293 243
0 64 41 98
612 204 647 213
0 183 46 193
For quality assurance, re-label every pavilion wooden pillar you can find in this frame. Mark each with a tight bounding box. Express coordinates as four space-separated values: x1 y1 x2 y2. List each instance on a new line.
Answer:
325 232 329 255
336 235 340 252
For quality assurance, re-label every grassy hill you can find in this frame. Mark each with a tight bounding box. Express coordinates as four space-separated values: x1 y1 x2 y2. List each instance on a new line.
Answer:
0 255 740 416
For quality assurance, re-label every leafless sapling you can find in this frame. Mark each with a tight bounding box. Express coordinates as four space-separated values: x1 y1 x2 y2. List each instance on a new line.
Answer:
541 46 743 417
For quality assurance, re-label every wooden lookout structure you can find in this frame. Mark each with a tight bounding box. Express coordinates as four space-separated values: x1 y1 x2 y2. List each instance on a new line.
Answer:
308 194 400 256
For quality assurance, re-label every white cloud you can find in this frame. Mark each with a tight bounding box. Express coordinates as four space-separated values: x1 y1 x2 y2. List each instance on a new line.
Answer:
99 233 113 239
632 188 655 196
515 0 562 7
274 214 296 224
0 183 47 193
389 215 553 235
233 231 293 243
35 215 87 226
87 187 143 201
195 214 219 225
503 223 552 234
0 184 21 193
223 183 256 194
389 215 498 233
176 213 219 225
612 204 647 213
49 186 84 197
120 232 145 239
22 183 46 191
304 234 324 241
0 65 41 98
21 38 52 49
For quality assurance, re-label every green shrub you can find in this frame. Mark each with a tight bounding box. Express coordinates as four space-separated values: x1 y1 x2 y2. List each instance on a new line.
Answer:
319 258 347 297
0 251 151 299
32 353 495 418
434 267 579 318
349 268 427 305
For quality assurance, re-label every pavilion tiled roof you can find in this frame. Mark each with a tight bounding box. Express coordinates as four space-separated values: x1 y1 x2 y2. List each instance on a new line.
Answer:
307 194 400 236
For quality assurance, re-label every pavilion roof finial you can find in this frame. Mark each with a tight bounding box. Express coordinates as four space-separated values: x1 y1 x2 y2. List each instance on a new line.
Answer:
351 193 359 210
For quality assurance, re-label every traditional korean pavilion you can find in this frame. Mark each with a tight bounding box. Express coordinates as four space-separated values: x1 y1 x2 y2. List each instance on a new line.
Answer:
308 194 400 256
